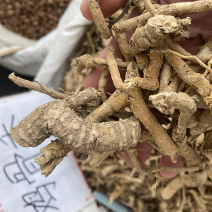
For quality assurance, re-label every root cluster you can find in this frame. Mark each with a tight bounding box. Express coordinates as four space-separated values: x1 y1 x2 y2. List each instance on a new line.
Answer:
8 0 212 209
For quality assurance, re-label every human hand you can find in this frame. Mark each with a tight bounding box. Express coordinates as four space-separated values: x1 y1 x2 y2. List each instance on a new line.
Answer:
80 0 212 178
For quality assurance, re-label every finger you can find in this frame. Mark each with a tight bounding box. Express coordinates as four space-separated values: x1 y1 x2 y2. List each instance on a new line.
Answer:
159 155 185 178
80 0 127 21
124 142 152 167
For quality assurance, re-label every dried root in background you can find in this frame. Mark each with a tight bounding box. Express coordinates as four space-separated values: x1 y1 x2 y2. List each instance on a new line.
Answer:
7 0 212 211
0 0 72 40
81 153 212 212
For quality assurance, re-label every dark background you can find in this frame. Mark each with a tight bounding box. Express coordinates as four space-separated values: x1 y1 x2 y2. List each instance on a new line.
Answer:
0 65 33 97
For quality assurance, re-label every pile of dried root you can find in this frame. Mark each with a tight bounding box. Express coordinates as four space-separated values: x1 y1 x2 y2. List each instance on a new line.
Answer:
7 0 212 211
81 153 212 212
0 0 71 40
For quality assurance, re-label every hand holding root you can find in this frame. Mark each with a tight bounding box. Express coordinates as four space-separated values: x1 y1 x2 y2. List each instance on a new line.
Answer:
8 0 212 182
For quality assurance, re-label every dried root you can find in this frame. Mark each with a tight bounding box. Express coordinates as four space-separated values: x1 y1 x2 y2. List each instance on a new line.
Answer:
113 0 212 34
125 61 178 161
130 15 190 56
165 53 212 111
159 61 180 93
34 139 69 177
135 50 149 71
150 92 196 143
9 73 69 100
85 57 129 70
125 51 163 91
9 91 141 153
115 32 132 62
106 47 126 91
72 54 93 74
88 0 111 39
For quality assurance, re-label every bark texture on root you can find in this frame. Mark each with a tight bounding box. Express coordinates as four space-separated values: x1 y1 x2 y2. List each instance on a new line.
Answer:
114 0 212 33
165 53 212 112
88 0 111 39
34 140 68 177
10 99 141 153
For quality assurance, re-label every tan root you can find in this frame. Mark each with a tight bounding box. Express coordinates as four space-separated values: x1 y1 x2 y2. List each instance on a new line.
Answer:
88 0 111 39
129 15 190 56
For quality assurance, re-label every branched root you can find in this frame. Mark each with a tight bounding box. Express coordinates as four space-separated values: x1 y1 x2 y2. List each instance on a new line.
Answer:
34 139 69 177
98 68 109 102
165 53 212 111
130 15 190 56
150 92 196 142
9 73 69 99
10 96 141 153
125 51 163 91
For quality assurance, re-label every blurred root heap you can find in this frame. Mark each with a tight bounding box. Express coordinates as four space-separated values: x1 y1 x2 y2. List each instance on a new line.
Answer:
7 0 212 210
81 154 212 212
